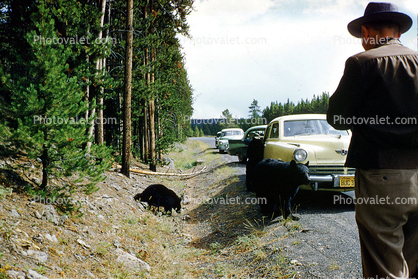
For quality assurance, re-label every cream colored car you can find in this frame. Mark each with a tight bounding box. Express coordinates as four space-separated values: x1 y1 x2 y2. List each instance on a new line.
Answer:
263 114 354 191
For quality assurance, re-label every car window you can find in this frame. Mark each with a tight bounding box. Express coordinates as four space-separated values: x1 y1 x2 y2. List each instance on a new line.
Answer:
246 129 265 139
284 120 349 136
264 125 272 140
270 123 279 138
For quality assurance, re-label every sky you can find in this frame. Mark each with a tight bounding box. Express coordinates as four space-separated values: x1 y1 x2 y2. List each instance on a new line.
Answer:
179 0 418 119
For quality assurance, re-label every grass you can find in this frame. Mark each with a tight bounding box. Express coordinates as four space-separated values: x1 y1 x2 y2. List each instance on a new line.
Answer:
0 185 12 200
0 138 301 279
167 139 221 171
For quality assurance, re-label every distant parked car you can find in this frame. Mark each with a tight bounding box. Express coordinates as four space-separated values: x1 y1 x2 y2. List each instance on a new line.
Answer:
228 125 267 162
263 114 354 192
217 128 244 153
215 131 221 148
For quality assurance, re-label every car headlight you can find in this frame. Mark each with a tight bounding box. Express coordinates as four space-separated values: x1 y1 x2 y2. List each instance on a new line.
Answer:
294 148 308 162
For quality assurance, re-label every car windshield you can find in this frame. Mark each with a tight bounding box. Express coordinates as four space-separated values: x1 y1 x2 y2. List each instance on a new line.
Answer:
283 120 349 137
222 130 243 136
246 129 265 139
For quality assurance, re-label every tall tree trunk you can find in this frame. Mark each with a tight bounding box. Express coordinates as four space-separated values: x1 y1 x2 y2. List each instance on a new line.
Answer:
84 55 94 152
94 0 107 145
143 105 149 162
122 0 133 177
148 1 156 171
96 58 104 145
40 128 49 190
149 98 156 171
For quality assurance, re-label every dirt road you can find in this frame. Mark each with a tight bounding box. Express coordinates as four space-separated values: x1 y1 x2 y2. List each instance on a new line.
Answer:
190 137 362 278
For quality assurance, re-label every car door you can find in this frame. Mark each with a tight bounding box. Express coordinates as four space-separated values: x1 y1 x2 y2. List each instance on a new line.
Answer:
263 122 280 159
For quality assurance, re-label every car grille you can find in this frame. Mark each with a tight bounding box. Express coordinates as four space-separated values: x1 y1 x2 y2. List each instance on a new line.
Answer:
309 165 355 175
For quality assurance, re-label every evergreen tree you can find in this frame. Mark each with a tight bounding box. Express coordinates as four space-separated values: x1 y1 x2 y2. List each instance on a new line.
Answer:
0 0 111 211
248 99 261 119
220 109 238 129
248 99 263 126
193 125 200 137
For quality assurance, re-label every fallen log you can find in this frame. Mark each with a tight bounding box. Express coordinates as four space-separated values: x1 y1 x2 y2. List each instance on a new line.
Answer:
114 164 207 177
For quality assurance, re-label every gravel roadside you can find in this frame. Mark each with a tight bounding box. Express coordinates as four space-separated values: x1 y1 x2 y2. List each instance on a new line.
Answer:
190 137 363 278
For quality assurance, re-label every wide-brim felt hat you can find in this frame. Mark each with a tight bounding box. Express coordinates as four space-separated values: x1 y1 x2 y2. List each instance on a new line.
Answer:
347 2 412 38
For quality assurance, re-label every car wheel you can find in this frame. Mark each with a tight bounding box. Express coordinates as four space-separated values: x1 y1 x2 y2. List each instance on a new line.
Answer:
238 152 247 163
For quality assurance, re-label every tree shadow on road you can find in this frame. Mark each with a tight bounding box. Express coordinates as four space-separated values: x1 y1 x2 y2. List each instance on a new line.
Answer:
186 172 267 251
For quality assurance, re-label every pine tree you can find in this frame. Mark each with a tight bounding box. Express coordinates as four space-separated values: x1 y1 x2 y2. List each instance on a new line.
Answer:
0 0 112 212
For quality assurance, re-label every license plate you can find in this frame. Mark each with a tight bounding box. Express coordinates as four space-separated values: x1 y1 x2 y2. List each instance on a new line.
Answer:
340 176 355 187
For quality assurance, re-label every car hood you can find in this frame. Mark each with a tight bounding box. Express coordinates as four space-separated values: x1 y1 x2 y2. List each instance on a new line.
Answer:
284 135 351 164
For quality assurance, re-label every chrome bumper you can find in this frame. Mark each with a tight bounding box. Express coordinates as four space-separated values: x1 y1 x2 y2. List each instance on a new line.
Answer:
308 174 355 191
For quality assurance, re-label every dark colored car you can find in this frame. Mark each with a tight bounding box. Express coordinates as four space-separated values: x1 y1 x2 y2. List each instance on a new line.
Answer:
228 125 267 162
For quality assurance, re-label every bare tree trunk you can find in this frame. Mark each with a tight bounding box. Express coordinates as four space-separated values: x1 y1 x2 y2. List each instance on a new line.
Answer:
122 0 133 177
148 45 157 171
149 98 156 171
95 0 107 145
143 105 149 162
40 129 49 190
84 55 94 152
96 58 104 145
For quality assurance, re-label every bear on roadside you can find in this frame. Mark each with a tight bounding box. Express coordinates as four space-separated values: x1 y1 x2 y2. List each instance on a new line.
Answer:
246 138 264 192
134 184 181 214
253 159 310 220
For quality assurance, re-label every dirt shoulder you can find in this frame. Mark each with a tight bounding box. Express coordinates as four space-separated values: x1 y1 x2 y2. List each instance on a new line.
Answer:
0 139 361 278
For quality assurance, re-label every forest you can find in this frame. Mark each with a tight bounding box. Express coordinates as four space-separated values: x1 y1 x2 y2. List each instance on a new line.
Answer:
192 93 330 136
0 0 330 209
0 0 194 207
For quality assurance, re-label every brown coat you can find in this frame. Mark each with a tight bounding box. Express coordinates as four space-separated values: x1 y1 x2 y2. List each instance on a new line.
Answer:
327 39 418 169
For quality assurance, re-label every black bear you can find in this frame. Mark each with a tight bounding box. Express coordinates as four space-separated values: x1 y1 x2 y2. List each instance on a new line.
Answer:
246 138 264 192
134 184 181 214
253 159 310 220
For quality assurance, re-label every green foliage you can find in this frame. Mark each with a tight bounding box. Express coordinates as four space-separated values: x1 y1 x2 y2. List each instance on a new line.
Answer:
0 0 112 213
220 109 239 129
193 94 329 135
262 93 330 123
108 0 194 160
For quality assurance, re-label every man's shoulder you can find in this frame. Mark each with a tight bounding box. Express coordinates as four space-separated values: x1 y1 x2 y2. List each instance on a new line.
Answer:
351 43 417 64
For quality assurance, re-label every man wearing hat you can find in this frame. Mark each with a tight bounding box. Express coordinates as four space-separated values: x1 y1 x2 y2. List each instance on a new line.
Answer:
327 2 418 279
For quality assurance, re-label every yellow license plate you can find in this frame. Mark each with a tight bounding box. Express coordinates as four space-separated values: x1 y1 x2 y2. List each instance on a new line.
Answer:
340 176 355 187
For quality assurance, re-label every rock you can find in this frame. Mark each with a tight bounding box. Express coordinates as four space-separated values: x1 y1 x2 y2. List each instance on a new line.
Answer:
32 234 43 243
13 239 40 250
26 269 49 279
42 205 60 225
114 240 122 249
291 259 302 266
42 205 67 226
10 208 20 217
85 270 96 278
27 249 48 263
182 195 191 205
97 214 105 220
162 156 175 169
114 248 151 272
7 270 26 279
182 215 191 221
110 183 121 191
77 239 91 249
44 234 58 243
34 211 42 219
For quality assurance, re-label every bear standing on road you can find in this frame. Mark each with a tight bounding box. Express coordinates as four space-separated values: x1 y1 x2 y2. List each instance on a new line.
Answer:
134 184 181 214
253 159 309 220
